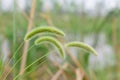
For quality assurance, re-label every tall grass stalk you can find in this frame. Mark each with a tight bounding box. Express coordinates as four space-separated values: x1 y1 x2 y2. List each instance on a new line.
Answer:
20 0 36 76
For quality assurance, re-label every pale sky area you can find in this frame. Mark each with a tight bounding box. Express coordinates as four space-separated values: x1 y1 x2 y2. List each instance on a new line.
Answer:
0 0 120 12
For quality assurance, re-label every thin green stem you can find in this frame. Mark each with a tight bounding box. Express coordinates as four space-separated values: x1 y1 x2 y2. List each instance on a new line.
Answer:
22 59 46 79
3 44 35 80
13 53 48 80
13 0 16 53
7 41 24 66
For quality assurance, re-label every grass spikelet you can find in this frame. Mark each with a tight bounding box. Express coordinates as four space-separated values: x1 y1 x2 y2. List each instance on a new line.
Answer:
24 26 65 40
35 36 65 58
65 42 97 55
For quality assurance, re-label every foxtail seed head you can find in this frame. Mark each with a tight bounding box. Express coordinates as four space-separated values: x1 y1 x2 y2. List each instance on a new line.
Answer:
24 26 65 40
65 42 97 55
35 36 65 58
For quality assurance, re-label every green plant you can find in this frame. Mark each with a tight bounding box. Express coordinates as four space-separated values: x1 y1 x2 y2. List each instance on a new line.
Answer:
35 36 65 58
24 26 65 58
65 42 97 55
2 26 97 80
24 26 97 58
24 27 65 40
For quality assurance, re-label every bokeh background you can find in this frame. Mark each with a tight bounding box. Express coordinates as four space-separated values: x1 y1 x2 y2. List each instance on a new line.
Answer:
0 0 120 80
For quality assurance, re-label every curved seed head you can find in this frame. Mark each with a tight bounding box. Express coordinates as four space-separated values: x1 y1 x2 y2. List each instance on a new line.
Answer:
35 36 65 59
24 26 65 40
65 42 97 56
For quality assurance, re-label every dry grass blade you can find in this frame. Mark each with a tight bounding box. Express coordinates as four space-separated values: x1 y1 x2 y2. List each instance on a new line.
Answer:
20 0 36 76
76 68 84 80
51 63 68 80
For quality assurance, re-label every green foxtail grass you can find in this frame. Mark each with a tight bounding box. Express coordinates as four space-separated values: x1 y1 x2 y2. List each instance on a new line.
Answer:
24 26 65 40
35 36 65 58
65 42 97 55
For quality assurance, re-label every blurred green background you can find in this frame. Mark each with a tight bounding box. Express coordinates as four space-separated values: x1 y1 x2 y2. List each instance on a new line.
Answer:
0 0 120 80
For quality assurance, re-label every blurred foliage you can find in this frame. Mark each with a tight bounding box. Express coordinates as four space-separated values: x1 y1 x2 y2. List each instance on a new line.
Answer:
0 1 120 79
